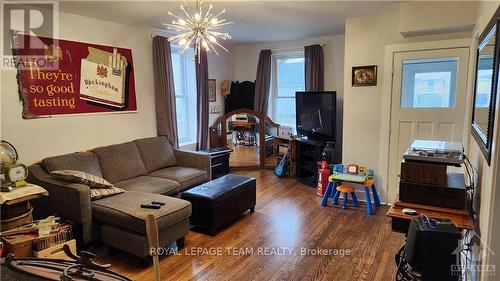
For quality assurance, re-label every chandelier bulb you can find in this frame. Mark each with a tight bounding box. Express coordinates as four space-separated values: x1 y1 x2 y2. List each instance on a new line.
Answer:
164 0 232 60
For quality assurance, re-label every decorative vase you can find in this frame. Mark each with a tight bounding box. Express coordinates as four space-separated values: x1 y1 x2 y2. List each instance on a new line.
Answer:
322 141 336 164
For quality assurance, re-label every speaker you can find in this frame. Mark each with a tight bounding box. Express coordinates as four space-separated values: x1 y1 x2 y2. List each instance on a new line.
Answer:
405 216 461 281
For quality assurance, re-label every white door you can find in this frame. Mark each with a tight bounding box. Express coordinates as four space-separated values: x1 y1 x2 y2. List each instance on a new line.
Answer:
388 48 470 203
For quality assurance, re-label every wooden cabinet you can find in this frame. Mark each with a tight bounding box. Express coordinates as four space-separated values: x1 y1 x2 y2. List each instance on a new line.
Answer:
200 147 231 180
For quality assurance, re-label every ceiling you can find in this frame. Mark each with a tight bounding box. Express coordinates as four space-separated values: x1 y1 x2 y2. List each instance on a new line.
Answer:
59 1 401 44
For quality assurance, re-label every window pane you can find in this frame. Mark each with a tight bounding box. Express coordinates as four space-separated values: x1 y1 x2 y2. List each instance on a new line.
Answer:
401 58 458 108
171 47 196 145
277 57 305 97
175 97 187 142
270 54 304 132
275 98 296 128
171 53 183 97
476 55 494 108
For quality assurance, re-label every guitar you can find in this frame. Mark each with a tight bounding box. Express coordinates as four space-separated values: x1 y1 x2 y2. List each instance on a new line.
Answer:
274 148 290 177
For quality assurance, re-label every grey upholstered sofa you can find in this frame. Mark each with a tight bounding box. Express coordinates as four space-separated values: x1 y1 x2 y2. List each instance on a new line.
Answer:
28 137 210 253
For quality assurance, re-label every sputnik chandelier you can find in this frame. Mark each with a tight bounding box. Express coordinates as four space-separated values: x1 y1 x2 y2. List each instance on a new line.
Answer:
163 0 232 62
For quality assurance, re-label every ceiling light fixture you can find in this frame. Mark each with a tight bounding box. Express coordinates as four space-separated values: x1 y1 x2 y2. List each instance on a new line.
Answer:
163 0 232 62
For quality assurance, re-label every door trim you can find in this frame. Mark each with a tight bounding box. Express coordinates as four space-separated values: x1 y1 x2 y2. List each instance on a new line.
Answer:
379 38 474 204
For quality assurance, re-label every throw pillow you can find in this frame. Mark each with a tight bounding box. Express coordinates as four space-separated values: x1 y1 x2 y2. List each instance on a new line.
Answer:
50 170 113 189
90 186 125 200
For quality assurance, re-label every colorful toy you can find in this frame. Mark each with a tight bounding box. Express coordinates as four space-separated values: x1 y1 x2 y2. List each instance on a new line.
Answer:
320 163 380 215
317 162 331 197
347 164 358 174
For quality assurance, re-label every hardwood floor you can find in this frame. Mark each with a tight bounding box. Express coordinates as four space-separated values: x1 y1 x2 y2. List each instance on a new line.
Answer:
94 170 404 281
228 143 276 167
228 143 260 167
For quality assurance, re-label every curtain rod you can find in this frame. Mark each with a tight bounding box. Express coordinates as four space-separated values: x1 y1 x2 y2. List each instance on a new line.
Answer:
271 43 325 53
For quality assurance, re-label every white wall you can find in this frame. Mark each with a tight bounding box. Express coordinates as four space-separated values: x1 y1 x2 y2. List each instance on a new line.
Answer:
343 11 472 202
1 10 157 164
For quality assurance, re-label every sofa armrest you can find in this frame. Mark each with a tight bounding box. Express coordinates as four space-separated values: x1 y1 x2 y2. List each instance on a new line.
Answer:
173 149 211 179
27 165 94 244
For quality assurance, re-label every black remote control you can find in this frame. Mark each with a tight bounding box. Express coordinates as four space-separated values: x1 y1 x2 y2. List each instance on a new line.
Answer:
151 201 166 206
141 204 161 209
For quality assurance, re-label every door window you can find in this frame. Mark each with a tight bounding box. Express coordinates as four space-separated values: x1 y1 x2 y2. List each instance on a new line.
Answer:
400 57 459 108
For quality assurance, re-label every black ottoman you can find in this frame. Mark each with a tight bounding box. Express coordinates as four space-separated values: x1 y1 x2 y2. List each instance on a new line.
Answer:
181 174 256 235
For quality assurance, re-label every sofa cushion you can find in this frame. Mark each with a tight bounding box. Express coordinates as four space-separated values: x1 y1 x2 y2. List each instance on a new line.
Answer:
114 176 179 196
149 166 207 191
92 142 148 183
43 152 103 178
92 191 191 234
50 170 113 189
133 137 177 173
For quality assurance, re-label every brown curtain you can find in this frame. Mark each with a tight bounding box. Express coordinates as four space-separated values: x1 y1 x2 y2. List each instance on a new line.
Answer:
152 36 179 148
195 49 209 151
305 44 324 91
254 49 272 115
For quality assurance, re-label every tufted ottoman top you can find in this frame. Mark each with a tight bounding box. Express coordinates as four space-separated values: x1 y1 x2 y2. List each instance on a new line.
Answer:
182 174 256 203
92 191 191 234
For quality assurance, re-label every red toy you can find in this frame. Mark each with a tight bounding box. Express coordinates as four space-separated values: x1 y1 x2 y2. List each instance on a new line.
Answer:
317 161 331 197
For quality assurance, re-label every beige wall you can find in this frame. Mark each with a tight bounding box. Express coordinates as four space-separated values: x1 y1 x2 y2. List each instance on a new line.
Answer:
233 35 345 158
1 11 157 164
399 1 478 37
468 1 500 279
208 49 235 129
1 10 235 161
343 11 472 202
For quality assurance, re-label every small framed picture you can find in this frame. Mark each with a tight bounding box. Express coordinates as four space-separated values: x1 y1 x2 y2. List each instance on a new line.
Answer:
208 79 216 102
352 65 377 86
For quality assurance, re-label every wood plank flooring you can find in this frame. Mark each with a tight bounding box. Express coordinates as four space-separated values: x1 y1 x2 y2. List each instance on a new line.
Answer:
94 170 404 281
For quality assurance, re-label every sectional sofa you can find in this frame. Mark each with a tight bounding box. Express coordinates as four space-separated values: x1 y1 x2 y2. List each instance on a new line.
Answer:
28 136 211 259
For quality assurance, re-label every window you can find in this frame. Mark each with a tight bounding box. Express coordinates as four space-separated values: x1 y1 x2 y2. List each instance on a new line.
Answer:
268 51 305 131
171 47 197 145
400 57 458 108
476 55 494 108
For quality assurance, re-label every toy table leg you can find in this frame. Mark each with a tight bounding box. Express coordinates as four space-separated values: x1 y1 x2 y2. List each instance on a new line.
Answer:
332 190 340 205
351 192 358 207
342 193 348 209
364 186 373 215
321 182 334 206
371 184 381 206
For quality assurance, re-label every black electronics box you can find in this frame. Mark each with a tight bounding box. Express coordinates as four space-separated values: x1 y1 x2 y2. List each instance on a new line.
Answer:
405 216 461 281
399 173 467 209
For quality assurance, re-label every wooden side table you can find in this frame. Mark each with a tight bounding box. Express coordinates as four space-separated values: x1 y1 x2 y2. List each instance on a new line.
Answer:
1 184 48 231
386 197 474 233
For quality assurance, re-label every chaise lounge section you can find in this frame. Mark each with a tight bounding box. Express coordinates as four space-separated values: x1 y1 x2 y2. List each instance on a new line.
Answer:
28 136 210 258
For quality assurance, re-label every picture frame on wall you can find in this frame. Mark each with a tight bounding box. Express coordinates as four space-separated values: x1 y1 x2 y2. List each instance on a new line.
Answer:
352 65 377 86
209 79 216 102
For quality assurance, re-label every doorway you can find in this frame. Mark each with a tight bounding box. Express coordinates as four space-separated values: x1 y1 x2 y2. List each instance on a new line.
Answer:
388 47 470 202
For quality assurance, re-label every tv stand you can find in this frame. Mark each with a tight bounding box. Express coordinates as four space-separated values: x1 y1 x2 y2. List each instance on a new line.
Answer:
296 138 338 187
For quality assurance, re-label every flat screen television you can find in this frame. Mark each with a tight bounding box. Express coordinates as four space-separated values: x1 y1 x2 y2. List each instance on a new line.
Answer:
295 91 336 140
